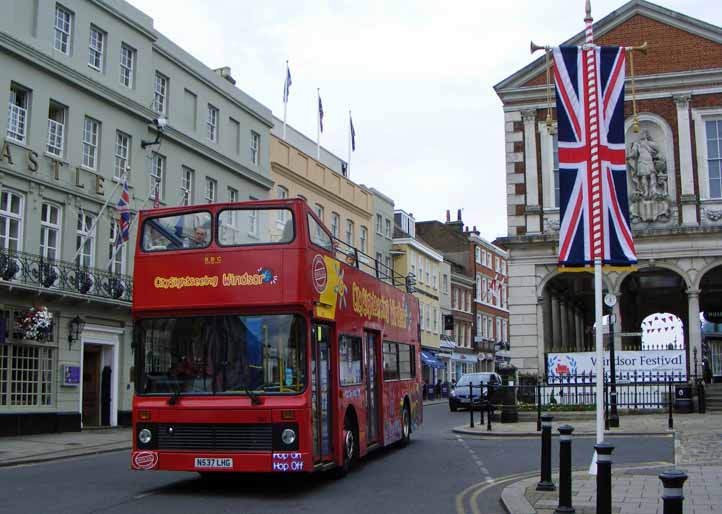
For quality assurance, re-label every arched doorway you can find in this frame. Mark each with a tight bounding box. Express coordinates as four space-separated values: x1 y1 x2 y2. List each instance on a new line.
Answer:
700 264 722 382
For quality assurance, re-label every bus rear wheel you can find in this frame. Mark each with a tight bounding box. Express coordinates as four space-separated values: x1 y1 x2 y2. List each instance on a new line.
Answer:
400 403 411 447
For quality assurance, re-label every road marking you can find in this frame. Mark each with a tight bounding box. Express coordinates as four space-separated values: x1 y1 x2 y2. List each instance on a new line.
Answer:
133 492 155 500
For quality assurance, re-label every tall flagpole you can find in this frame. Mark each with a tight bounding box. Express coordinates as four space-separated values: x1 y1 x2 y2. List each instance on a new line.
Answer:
316 88 321 160
347 110 352 177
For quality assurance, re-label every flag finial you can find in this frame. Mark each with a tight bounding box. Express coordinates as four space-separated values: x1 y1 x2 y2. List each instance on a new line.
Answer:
585 0 592 20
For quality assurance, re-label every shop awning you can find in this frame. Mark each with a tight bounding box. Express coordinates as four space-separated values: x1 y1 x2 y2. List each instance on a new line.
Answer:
421 351 446 369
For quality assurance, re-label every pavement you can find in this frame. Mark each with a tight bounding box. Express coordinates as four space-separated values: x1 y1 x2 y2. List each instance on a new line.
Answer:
460 412 722 514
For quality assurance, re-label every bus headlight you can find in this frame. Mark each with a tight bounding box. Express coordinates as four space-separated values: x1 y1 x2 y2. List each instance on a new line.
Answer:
281 428 296 445
138 428 152 445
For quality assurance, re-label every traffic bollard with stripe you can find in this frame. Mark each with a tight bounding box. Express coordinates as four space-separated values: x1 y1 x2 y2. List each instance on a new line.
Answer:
536 413 555 491
594 443 614 514
469 382 474 428
554 424 575 514
658 470 687 514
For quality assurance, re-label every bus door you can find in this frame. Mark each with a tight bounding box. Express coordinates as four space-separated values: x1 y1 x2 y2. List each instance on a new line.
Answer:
364 331 381 445
311 323 333 462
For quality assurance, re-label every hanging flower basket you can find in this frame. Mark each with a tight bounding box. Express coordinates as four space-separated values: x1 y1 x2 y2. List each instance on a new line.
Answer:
14 307 54 342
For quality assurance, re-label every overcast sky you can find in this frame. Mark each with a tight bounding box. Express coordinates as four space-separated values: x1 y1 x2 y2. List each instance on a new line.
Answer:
128 0 717 242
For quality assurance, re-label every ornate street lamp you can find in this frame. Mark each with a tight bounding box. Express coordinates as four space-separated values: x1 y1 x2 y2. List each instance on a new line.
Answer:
67 315 86 350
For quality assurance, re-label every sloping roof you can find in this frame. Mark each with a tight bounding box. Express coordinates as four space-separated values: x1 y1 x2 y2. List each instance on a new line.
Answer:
494 0 722 96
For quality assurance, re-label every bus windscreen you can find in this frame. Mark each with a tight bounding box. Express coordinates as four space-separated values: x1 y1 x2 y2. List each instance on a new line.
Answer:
135 314 306 396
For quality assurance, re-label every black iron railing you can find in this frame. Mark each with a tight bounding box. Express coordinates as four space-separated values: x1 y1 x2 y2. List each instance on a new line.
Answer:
0 249 133 303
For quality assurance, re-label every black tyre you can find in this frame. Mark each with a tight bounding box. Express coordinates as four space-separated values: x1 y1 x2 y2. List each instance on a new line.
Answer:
334 414 356 478
449 402 458 412
399 403 411 447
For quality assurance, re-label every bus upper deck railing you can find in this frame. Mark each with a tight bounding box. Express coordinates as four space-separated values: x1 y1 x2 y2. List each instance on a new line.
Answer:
331 236 415 294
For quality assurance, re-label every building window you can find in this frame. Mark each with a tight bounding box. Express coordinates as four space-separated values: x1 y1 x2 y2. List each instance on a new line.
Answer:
425 260 430 285
360 226 368 254
0 343 55 407
153 72 168 115
207 104 219 142
433 307 438 333
40 203 61 261
330 212 340 238
46 101 66 157
0 191 24 252
376 214 383 234
76 211 95 268
205 177 217 203
385 218 392 238
88 25 105 71
119 44 135 88
227 187 239 204
706 120 722 199
113 131 131 179
314 204 324 222
475 246 481 263
553 133 560 207
181 166 194 205
502 284 507 309
109 220 125 274
7 85 30 144
442 274 448 294
54 4 73 55
250 130 260 165
385 255 392 273
149 152 165 201
345 219 354 245
496 318 502 342
276 186 288 225
476 274 482 301
502 319 508 343
82 117 100 170
417 255 423 285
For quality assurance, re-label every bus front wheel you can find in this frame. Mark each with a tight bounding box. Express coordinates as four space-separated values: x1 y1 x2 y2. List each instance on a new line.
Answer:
334 414 357 478
400 403 411 447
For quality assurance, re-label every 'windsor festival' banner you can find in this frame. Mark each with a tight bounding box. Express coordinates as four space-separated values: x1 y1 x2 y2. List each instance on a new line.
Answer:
547 351 687 380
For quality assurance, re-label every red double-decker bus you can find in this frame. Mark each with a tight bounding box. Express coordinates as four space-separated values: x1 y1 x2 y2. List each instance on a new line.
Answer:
130 198 421 476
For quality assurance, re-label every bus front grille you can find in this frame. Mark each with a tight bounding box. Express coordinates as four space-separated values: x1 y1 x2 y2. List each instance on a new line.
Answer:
156 423 272 451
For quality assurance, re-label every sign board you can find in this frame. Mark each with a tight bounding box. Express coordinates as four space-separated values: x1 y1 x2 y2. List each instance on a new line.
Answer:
451 352 477 363
62 365 80 386
547 350 686 379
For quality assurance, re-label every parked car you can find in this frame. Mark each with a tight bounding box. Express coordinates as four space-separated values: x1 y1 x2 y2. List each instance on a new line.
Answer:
449 372 502 411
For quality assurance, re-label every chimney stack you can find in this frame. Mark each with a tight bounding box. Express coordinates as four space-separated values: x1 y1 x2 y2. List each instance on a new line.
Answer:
457 209 462 222
213 66 236 85
446 210 451 223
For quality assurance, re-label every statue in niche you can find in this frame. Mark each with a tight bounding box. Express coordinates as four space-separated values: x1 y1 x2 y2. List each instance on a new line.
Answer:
626 129 672 223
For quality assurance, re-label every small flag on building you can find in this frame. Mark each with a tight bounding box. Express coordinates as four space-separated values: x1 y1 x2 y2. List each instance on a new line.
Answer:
283 63 292 103
117 177 130 243
350 114 356 151
318 94 324 133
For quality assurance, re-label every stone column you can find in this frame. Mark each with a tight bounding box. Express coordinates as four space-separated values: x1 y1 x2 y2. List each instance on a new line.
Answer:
522 109 541 234
674 94 698 226
687 289 702 379
575 309 584 352
538 295 548 373
560 299 569 352
543 294 553 353
551 295 561 352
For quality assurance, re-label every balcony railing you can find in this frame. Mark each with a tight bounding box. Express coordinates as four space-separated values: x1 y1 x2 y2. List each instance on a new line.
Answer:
0 249 132 303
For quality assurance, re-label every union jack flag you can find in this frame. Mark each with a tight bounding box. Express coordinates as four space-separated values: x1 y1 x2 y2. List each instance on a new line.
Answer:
553 45 636 267
117 178 130 244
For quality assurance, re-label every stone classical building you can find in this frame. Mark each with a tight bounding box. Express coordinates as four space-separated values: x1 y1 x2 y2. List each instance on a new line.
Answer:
0 0 273 434
494 0 722 378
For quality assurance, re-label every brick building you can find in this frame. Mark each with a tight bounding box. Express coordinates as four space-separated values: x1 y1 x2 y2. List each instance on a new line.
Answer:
494 0 722 378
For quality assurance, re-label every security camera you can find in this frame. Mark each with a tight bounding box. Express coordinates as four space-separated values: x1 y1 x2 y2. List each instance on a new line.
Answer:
154 117 168 130
142 117 168 149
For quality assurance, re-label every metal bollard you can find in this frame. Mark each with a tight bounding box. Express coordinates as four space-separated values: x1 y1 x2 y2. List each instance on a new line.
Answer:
698 381 706 414
668 382 673 430
487 401 493 431
594 443 614 514
554 425 575 514
658 470 687 514
479 392 485 426
537 383 542 432
469 382 474 428
537 413 555 491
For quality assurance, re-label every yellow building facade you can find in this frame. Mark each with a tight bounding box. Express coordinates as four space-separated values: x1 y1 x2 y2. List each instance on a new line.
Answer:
270 135 373 256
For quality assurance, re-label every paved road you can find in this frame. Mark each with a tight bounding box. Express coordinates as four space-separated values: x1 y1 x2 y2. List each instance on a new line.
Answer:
0 404 674 514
